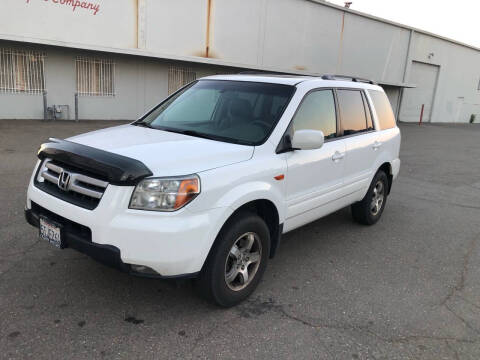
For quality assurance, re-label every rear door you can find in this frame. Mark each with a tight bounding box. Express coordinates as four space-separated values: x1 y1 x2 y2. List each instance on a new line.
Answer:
336 89 379 195
367 89 401 171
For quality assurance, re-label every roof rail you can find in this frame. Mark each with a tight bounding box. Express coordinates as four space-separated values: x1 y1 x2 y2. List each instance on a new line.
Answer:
321 74 377 85
237 70 302 76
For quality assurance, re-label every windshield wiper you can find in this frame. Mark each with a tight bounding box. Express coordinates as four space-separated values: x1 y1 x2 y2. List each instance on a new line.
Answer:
132 121 153 128
179 129 216 139
159 127 253 145
164 128 221 141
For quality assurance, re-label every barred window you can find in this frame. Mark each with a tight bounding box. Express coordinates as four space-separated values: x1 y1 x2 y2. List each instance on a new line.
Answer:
76 57 115 96
0 49 45 94
168 65 196 95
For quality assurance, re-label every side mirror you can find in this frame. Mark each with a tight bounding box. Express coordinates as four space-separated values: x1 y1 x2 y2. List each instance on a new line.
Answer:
291 129 324 150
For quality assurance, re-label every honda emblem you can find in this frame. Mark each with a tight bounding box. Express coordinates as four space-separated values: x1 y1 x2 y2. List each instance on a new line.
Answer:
57 171 71 191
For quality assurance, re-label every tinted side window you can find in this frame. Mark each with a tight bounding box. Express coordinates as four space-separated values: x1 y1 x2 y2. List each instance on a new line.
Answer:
291 90 337 139
368 90 396 129
337 90 368 135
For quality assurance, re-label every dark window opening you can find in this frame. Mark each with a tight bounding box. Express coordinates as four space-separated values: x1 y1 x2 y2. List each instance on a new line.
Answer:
368 89 396 130
337 89 368 135
290 89 337 140
139 80 295 146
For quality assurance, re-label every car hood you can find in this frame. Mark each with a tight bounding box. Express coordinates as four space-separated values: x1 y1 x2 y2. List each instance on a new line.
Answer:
67 124 254 176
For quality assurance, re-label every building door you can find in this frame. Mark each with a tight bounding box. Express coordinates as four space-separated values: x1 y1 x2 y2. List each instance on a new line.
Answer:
400 61 439 122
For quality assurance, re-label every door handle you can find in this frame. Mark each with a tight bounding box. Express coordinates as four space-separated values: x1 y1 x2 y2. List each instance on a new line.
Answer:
332 151 345 162
372 141 382 150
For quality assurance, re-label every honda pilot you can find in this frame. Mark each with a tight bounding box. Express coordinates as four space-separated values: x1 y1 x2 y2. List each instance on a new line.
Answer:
25 74 401 306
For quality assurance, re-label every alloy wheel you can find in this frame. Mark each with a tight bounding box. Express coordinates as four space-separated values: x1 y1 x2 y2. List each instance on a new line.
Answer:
224 232 262 291
370 180 385 216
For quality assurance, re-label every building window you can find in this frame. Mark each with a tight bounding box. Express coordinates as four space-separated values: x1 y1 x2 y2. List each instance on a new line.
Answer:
0 49 45 94
168 65 196 95
76 57 115 96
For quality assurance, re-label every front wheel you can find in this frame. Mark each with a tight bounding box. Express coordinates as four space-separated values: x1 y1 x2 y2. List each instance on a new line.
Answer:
196 213 270 307
351 170 389 225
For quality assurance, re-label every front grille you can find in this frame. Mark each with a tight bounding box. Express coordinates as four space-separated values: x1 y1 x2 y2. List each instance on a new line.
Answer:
34 159 109 210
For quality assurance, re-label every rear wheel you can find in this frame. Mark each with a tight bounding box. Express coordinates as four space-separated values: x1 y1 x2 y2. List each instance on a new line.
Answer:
351 170 388 225
196 213 270 307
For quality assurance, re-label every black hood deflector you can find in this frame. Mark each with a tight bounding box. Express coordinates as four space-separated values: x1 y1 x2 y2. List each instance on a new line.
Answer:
37 138 153 185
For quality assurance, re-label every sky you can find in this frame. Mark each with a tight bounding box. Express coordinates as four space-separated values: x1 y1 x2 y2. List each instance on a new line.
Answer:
328 0 480 48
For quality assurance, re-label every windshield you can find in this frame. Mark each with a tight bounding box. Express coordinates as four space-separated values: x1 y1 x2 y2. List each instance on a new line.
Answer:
138 80 295 145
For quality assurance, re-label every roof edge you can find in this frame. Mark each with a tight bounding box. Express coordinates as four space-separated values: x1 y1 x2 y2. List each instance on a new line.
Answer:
0 34 415 88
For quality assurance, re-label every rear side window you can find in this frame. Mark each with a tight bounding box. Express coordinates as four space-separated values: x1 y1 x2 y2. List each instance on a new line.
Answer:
291 90 337 139
368 90 396 129
336 90 369 135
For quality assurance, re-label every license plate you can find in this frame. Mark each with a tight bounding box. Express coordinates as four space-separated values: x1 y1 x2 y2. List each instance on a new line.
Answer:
39 216 64 248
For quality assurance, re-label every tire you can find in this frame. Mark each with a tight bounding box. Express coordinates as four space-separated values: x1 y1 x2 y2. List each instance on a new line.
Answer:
351 170 389 225
196 212 270 307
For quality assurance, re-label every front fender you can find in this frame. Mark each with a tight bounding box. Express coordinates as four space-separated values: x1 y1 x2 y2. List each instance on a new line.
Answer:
185 149 287 252
215 181 285 222
188 149 287 219
194 180 285 264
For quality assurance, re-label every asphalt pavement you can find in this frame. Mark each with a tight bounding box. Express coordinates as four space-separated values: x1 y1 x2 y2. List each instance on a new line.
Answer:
0 120 479 359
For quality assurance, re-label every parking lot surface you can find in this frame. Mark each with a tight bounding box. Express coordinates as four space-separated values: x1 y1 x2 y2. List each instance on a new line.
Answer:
1 120 479 359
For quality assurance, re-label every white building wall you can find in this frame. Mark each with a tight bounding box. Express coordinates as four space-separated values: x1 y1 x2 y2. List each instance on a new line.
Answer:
339 13 411 85
0 0 478 121
403 32 480 123
0 41 236 120
140 0 413 85
0 0 137 49
261 0 342 73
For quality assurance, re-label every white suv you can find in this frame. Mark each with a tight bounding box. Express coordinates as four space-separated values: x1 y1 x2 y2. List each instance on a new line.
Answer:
26 74 400 306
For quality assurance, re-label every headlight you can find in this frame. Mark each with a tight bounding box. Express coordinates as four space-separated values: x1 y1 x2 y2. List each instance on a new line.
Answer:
129 175 200 211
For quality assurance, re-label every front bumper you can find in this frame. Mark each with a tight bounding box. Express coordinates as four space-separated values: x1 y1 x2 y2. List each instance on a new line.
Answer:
25 205 134 274
26 179 227 277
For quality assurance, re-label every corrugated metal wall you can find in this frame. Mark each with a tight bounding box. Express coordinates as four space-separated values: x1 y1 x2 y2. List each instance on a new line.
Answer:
0 0 479 121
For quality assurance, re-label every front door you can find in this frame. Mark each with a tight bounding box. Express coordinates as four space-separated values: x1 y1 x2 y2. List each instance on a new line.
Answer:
284 89 346 231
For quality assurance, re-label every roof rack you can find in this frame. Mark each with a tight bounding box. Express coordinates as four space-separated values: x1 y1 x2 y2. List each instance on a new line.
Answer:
321 74 377 85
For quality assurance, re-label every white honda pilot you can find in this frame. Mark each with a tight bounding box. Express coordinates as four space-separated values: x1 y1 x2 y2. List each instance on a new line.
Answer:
26 74 400 306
